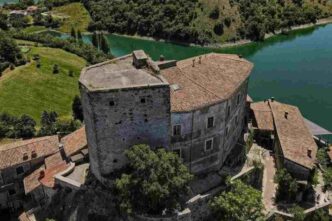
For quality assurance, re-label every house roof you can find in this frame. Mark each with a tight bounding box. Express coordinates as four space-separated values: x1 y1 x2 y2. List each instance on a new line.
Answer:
45 152 63 168
61 126 87 157
23 165 45 194
270 101 318 169
250 101 274 131
161 53 253 112
24 153 69 194
0 136 60 170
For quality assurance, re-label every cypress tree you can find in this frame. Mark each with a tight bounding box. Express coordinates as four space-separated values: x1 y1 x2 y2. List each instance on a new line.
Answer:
70 27 76 39
92 32 99 48
100 35 110 54
77 29 83 41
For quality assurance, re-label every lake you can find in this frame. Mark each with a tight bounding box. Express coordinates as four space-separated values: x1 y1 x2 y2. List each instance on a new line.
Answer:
0 0 18 5
87 25 332 132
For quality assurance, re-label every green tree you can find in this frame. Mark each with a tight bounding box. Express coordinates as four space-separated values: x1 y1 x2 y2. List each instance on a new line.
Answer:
39 111 58 136
0 13 8 30
115 144 193 215
91 31 99 48
275 168 298 202
289 206 305 221
323 167 332 190
100 35 110 54
209 179 264 221
72 95 83 122
70 27 76 39
53 64 59 74
14 114 36 138
77 29 83 41
0 32 22 64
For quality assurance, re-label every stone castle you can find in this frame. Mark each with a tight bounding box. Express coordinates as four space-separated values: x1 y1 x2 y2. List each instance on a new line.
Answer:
79 50 253 185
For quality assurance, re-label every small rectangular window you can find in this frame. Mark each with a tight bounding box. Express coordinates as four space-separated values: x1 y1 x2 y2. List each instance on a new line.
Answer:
237 94 241 105
207 117 214 129
173 125 181 136
205 138 213 152
16 166 24 175
227 106 230 118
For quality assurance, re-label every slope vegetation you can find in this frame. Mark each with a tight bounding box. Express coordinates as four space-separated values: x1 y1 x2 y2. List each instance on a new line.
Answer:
83 0 332 44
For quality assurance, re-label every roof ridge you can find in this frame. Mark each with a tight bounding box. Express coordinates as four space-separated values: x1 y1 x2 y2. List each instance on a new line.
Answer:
0 135 58 152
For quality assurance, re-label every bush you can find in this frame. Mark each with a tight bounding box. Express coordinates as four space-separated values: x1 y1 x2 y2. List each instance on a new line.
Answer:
53 64 59 74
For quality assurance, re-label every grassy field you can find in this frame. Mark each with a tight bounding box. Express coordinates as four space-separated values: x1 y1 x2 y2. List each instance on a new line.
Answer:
51 2 92 33
0 46 86 124
22 25 48 34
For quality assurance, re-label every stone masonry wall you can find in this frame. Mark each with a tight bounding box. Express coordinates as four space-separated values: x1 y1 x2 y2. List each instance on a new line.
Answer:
170 79 249 175
80 84 171 185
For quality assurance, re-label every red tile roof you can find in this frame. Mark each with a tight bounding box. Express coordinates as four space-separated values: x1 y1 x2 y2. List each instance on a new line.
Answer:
251 101 274 131
45 152 63 168
61 126 87 157
23 165 45 194
161 53 253 112
23 152 69 194
0 136 60 170
270 101 318 169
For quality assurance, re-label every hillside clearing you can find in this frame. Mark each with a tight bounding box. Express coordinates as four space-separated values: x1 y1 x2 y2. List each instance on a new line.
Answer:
0 46 86 124
51 2 91 33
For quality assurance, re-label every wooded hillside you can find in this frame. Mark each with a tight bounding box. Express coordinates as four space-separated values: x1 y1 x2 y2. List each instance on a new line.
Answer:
83 0 332 44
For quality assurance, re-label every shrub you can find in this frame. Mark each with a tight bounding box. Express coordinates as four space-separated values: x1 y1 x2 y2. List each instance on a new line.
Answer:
53 64 59 74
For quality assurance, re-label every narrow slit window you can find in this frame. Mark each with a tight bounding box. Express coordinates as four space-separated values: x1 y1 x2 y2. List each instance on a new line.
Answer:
173 125 181 136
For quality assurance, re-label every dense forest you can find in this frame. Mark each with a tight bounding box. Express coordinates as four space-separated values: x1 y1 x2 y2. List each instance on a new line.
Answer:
83 0 332 44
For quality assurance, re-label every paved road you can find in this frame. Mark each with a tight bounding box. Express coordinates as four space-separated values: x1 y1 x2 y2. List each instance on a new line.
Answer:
262 152 277 213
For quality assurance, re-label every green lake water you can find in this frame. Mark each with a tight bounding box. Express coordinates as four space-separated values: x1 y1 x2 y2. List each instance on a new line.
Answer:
0 0 19 5
85 25 332 131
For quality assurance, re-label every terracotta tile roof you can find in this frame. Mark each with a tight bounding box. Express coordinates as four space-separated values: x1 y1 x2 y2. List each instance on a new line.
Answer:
24 153 69 194
61 126 87 157
161 53 253 112
40 162 69 188
45 152 63 168
251 101 274 131
270 101 317 169
0 136 60 170
23 165 45 194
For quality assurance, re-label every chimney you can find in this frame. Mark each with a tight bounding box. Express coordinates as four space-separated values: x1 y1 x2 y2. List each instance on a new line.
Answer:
23 153 28 161
133 50 148 69
271 97 275 102
159 55 165 62
192 59 195 67
199 56 202 64
307 149 312 158
39 170 45 180
31 150 37 159
57 132 62 143
284 112 289 119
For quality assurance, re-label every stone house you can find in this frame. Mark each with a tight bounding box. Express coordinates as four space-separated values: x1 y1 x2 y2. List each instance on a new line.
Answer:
0 136 59 211
251 100 318 180
61 126 88 164
79 50 253 185
23 152 70 207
